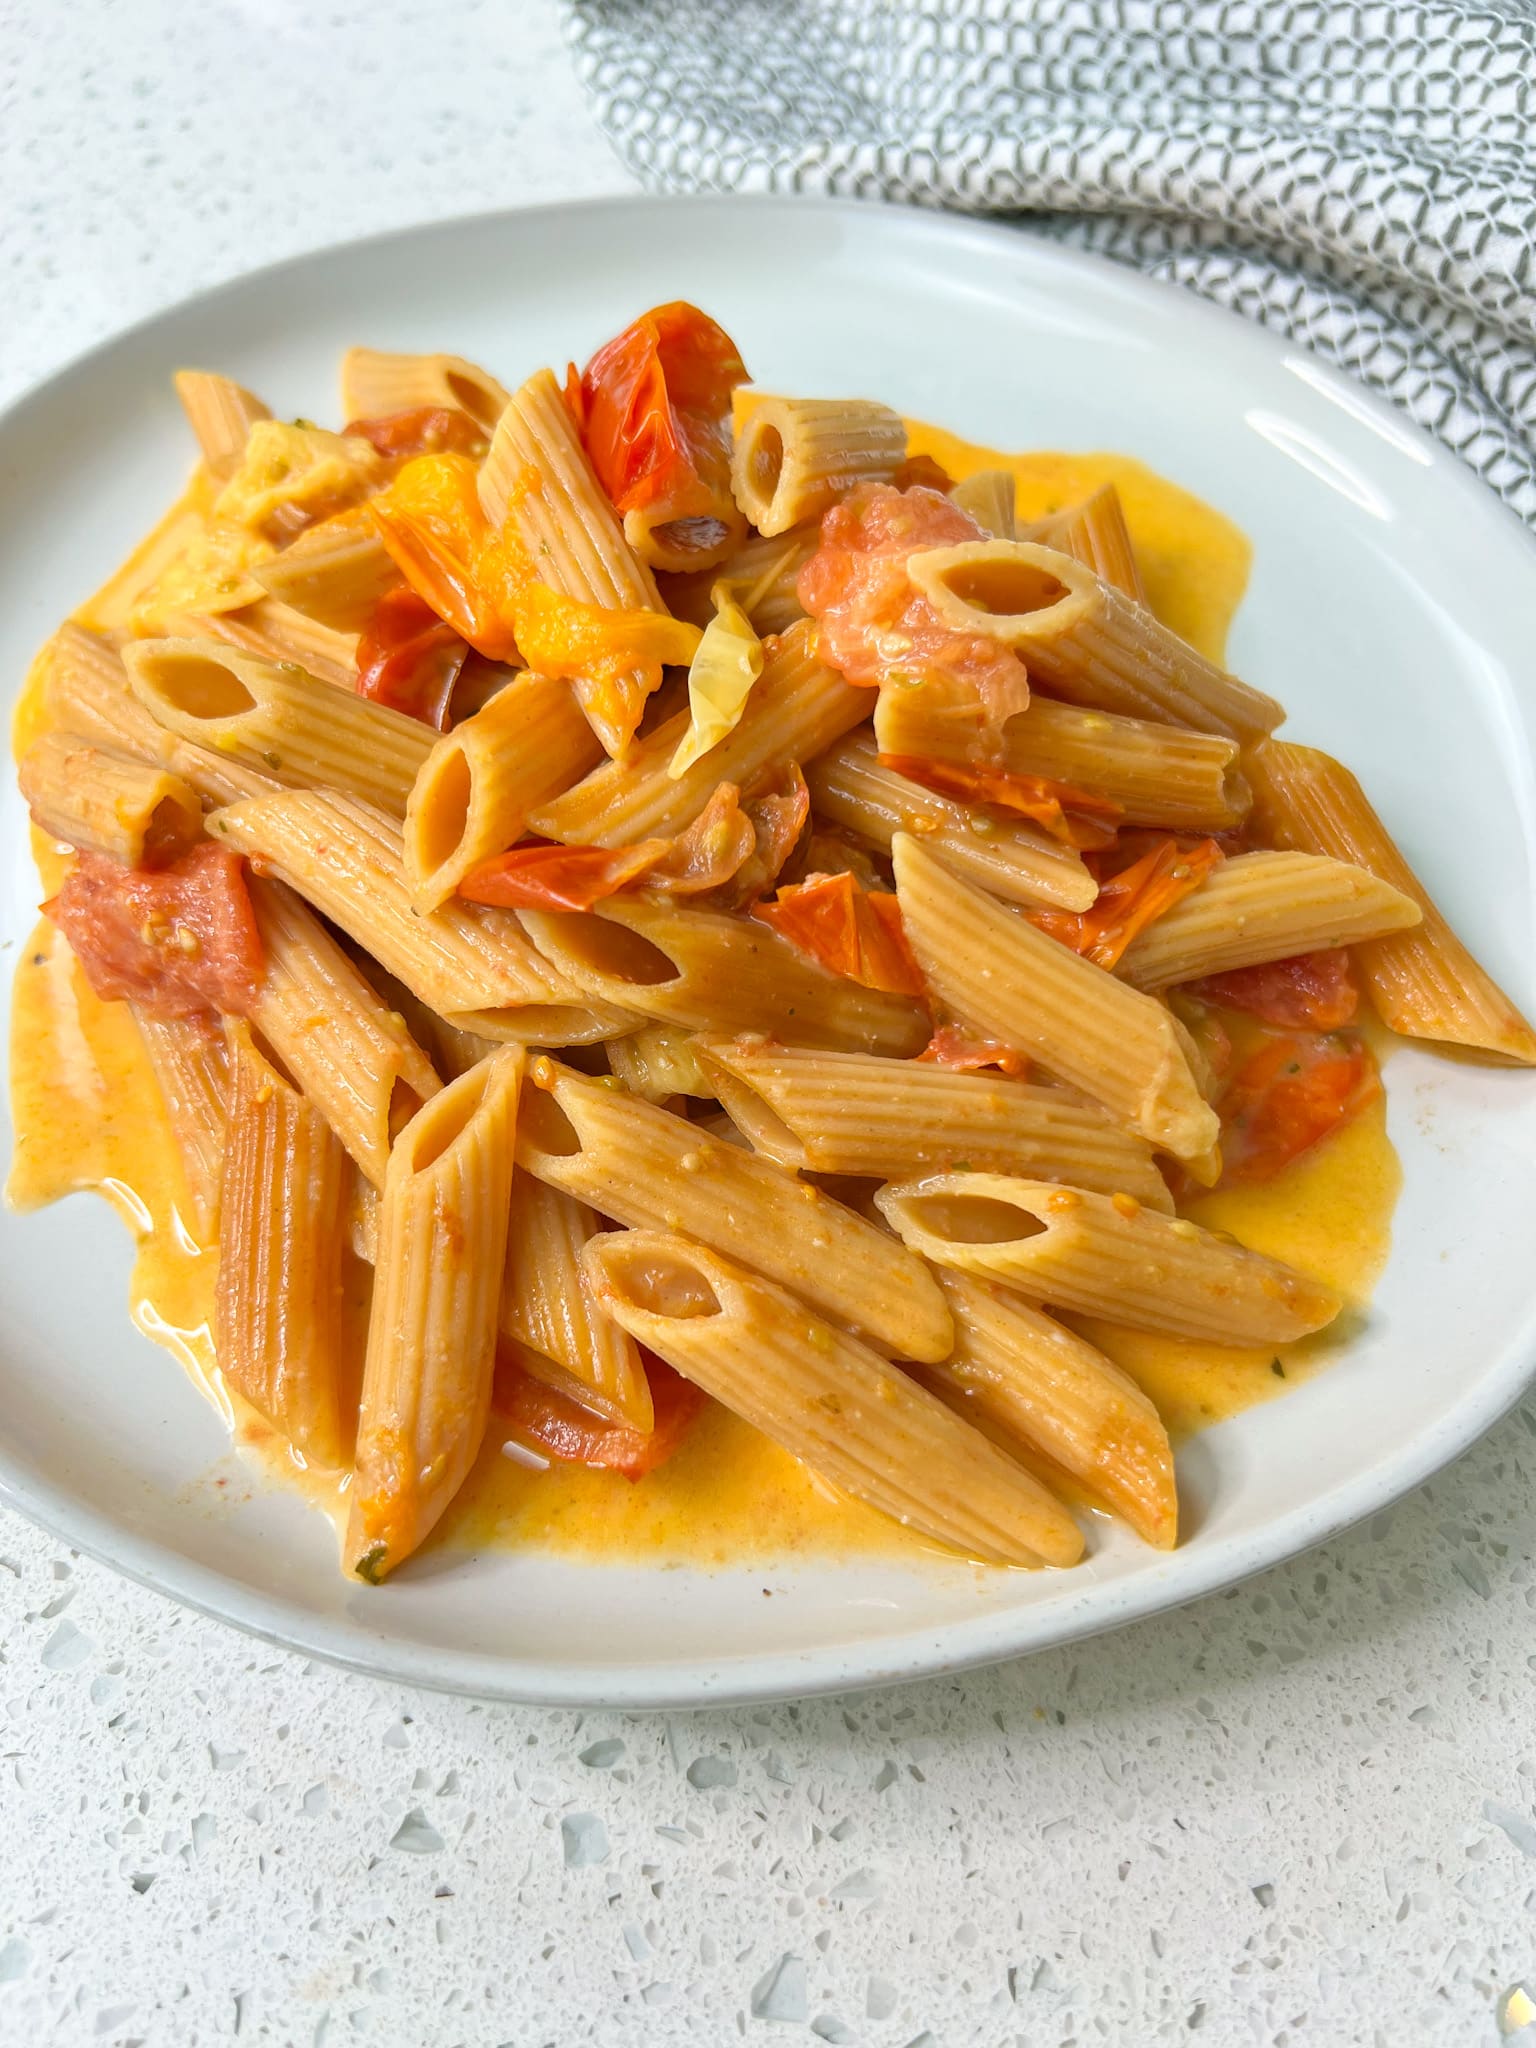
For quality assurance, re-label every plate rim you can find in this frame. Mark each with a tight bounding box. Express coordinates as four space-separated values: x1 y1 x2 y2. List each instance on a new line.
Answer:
3 189 1535 1709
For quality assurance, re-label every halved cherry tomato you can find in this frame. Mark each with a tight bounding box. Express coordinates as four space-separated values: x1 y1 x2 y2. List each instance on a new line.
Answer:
1217 1030 1379 1185
342 407 488 461
1027 835 1224 967
798 484 1031 731
461 839 665 912
492 1347 708 1481
45 843 263 1022
354 585 468 729
753 870 926 997
1192 949 1360 1031
567 302 747 523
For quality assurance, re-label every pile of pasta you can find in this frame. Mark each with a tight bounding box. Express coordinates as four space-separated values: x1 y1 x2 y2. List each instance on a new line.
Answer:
18 302 1536 1584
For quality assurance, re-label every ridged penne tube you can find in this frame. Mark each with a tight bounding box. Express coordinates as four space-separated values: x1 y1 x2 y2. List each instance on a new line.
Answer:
164 600 360 691
517 1060 954 1362
604 1024 719 1103
346 1047 525 1581
19 732 201 867
878 1175 1340 1345
893 834 1218 1163
173 371 270 479
247 876 441 1187
521 894 929 1058
216 1021 353 1469
905 541 1283 740
691 1039 1174 1211
1025 483 1146 604
132 1008 229 1243
730 397 907 536
807 732 1095 910
949 469 1017 539
250 510 402 630
874 678 1250 833
338 346 511 432
924 1270 1177 1548
529 618 866 846
582 1232 1081 1568
45 623 174 762
478 369 663 756
208 791 633 1040
660 523 817 634
1117 851 1422 991
404 671 603 909
500 1170 653 1432
1248 739 1536 1065
123 639 432 816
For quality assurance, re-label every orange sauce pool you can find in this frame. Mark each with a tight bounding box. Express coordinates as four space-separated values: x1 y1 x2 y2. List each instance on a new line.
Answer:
5 425 1400 1569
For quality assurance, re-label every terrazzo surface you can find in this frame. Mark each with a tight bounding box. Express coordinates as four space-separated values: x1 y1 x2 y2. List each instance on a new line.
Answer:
3 4 1536 2042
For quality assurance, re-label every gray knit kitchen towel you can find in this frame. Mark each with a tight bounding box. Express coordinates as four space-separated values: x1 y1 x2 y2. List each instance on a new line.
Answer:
564 0 1536 526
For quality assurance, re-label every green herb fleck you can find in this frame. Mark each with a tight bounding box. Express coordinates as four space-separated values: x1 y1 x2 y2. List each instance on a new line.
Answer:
1271 1358 1286 1379
354 1543 389 1584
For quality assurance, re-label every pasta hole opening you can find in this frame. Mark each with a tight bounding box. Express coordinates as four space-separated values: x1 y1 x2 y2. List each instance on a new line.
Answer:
518 1085 582 1159
143 791 201 864
446 371 501 430
400 1065 489 1174
143 655 256 721
745 423 784 504
387 1077 425 1144
603 1242 723 1321
908 1193 1046 1245
415 747 473 873
546 915 679 989
240 1021 302 1094
941 560 1067 619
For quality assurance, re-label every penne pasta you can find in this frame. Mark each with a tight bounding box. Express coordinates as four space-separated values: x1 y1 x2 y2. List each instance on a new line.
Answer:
921 1269 1177 1548
692 1038 1175 1211
500 1169 653 1432
163 599 360 690
338 346 510 432
249 509 402 630
874 673 1250 833
131 1006 229 1244
731 396 906 535
19 732 201 868
583 1231 1082 1567
347 1046 525 1580
478 368 663 756
1024 482 1146 603
1247 739 1536 1064
404 670 603 909
893 833 1218 1163
247 875 441 1187
807 731 1096 910
516 1058 954 1361
1117 850 1422 991
123 638 431 815
877 1174 1340 1344
604 1023 719 1103
208 788 639 1043
948 469 1017 539
905 540 1283 739
529 617 866 846
216 1020 354 1468
521 892 929 1057
173 371 270 479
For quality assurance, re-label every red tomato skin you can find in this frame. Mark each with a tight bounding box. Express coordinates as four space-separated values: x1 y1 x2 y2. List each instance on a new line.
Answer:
1192 950 1360 1031
354 586 468 729
576 303 747 518
342 407 488 460
1216 1030 1379 1186
492 1348 708 1481
45 844 264 1022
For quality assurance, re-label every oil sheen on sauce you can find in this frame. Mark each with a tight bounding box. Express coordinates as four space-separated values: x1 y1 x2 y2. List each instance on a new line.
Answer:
5 425 1400 1569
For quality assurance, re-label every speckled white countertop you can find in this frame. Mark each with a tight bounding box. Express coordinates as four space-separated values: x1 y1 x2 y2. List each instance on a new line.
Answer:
3 5 1536 2043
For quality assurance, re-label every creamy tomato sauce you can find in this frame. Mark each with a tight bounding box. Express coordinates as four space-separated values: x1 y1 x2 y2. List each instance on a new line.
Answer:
6 428 1400 1567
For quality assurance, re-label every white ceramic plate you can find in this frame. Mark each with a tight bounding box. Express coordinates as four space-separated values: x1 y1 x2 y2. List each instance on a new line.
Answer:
2 197 1534 1707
